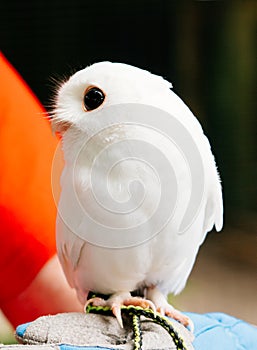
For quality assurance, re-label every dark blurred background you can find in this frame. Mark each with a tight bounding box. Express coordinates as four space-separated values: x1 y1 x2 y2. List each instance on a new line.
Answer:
0 0 256 339
2 0 256 221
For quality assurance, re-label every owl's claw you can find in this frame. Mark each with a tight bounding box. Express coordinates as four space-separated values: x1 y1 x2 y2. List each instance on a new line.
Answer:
112 304 124 328
84 292 157 328
84 297 105 312
147 286 194 332
84 295 127 328
123 296 156 317
157 306 194 332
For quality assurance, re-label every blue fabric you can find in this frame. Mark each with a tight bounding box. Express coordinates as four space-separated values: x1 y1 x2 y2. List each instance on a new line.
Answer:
59 346 116 350
16 312 257 350
16 322 31 338
184 312 257 350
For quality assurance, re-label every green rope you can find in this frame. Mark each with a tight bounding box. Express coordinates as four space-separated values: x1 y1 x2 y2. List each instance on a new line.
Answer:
86 303 189 350
131 313 142 350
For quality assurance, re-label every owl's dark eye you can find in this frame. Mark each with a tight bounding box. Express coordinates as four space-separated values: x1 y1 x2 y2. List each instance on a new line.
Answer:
83 87 105 111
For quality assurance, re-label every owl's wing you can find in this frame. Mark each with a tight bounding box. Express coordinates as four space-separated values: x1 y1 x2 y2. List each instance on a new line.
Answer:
56 216 86 289
202 138 223 237
202 184 223 235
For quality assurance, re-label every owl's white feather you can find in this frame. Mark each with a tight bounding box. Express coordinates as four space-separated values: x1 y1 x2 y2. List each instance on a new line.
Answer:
53 62 223 319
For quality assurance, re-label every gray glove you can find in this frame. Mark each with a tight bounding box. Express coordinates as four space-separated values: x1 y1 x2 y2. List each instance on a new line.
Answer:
11 312 194 350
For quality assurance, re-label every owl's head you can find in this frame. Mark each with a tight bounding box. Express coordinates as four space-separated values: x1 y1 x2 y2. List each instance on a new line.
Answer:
51 62 172 135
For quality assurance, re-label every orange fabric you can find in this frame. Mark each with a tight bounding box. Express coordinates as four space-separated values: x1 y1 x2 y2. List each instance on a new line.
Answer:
0 53 61 303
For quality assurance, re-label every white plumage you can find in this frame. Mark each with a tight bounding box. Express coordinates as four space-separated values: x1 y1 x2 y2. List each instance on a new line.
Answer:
53 62 223 329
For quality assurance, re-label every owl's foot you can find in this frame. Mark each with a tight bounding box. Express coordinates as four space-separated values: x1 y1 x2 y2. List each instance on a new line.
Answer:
84 291 156 328
147 286 194 332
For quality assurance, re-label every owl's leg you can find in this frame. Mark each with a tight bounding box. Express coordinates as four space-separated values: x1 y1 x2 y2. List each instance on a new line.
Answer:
84 291 156 328
146 286 194 331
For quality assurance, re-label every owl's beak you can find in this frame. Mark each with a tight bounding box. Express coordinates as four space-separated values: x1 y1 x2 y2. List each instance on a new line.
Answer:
50 118 72 136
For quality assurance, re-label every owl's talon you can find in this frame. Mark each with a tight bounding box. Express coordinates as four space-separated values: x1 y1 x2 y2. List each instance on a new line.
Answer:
84 293 159 327
84 297 106 312
112 304 124 328
164 307 193 330
147 287 194 331
157 307 164 316
186 317 194 333
124 296 156 316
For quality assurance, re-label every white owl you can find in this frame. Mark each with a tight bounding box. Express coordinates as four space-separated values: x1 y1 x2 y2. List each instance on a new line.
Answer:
52 62 223 330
